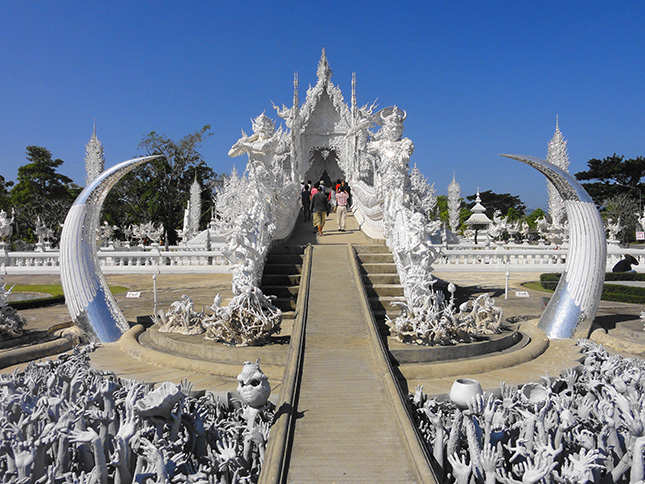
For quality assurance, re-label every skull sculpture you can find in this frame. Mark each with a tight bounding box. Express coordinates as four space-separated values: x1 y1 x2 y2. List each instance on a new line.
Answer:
236 359 271 409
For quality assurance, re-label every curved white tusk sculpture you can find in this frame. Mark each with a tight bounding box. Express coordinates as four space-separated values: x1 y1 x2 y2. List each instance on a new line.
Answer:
501 154 606 339
60 156 160 342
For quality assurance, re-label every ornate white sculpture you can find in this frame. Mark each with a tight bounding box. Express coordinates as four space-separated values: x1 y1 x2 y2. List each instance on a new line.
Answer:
502 154 606 339
386 281 502 345
34 216 54 249
84 122 105 185
0 208 15 243
606 217 623 242
0 276 26 339
60 156 160 342
546 116 569 227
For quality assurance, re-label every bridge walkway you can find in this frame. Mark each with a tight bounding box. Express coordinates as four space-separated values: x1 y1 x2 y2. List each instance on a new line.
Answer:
284 241 418 483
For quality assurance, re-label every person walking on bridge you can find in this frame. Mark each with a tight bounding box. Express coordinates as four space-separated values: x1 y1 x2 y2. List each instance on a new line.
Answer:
336 186 349 231
311 185 328 236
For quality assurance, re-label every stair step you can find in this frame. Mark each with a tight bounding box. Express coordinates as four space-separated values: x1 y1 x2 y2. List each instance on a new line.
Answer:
269 245 307 255
261 285 299 298
263 264 302 275
266 254 304 264
357 253 395 264
272 297 297 311
261 274 301 286
359 263 397 274
362 273 401 285
354 245 389 254
365 284 405 298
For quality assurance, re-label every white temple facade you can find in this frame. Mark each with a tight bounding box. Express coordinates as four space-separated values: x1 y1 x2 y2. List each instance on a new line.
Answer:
274 48 380 186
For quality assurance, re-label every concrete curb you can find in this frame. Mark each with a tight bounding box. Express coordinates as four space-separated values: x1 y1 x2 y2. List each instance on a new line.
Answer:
0 337 75 369
118 325 285 380
590 327 645 356
398 320 550 380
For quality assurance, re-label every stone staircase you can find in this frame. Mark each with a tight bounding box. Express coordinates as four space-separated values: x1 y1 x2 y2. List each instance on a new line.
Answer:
355 245 404 336
260 245 306 325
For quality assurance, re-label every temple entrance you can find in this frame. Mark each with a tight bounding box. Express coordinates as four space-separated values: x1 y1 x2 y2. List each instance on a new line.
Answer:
304 147 345 186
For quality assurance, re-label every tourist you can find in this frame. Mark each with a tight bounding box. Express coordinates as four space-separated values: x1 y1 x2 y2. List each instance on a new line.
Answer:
301 184 311 222
612 254 639 273
329 184 337 213
311 185 328 236
340 179 352 207
336 186 349 231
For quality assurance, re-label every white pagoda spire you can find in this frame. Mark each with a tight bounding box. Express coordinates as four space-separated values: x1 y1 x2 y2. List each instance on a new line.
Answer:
189 175 202 238
447 171 461 232
546 115 570 226
351 72 357 116
84 120 105 185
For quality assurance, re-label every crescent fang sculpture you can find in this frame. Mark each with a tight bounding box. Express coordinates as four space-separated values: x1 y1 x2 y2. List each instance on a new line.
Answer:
60 156 160 342
501 154 606 339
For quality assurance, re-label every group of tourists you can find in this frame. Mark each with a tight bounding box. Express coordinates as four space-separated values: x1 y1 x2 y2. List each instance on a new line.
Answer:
300 178 352 236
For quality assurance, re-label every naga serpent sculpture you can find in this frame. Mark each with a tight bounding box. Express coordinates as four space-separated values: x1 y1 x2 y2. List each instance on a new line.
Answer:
60 156 160 342
501 154 606 339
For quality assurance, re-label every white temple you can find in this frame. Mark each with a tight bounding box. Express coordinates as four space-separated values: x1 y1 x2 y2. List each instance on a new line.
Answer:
85 121 105 185
545 116 569 227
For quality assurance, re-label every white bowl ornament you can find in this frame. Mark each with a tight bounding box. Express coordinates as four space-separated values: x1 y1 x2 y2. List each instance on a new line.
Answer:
449 378 483 410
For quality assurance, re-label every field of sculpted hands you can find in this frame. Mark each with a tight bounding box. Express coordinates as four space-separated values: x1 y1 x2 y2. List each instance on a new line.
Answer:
0 345 274 484
412 340 645 484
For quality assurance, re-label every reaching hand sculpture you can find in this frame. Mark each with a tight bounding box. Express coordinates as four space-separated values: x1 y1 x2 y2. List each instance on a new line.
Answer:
0 345 275 483
412 340 645 484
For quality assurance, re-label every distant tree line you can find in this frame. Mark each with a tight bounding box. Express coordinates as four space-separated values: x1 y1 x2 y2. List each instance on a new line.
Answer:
0 126 219 248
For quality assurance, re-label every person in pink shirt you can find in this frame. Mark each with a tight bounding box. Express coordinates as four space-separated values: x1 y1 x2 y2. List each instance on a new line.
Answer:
335 186 350 231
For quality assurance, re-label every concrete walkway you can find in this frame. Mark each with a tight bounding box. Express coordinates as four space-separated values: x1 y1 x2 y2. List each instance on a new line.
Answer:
286 244 417 483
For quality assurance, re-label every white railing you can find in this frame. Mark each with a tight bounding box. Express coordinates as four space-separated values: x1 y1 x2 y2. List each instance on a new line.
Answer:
433 242 644 272
0 246 231 275
2 239 643 275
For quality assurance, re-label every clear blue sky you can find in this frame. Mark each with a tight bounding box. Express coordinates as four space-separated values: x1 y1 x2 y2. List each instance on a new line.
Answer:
1 1 643 211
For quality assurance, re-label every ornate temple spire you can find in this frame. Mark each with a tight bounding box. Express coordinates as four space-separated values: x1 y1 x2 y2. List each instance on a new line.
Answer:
316 47 333 85
85 121 105 185
293 72 299 109
351 72 357 116
447 171 461 233
546 115 569 226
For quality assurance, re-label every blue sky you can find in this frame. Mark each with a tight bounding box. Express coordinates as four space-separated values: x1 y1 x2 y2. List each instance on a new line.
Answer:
1 1 643 210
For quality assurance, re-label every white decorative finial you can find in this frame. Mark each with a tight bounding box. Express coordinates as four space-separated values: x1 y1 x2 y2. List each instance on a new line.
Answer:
317 47 332 84
293 72 299 108
556 114 559 132
351 72 357 115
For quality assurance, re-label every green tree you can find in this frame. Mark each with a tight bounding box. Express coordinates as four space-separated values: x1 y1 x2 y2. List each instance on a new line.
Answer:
603 193 640 244
10 146 80 242
0 175 13 211
103 126 216 246
465 190 526 220
526 208 547 230
574 154 645 207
